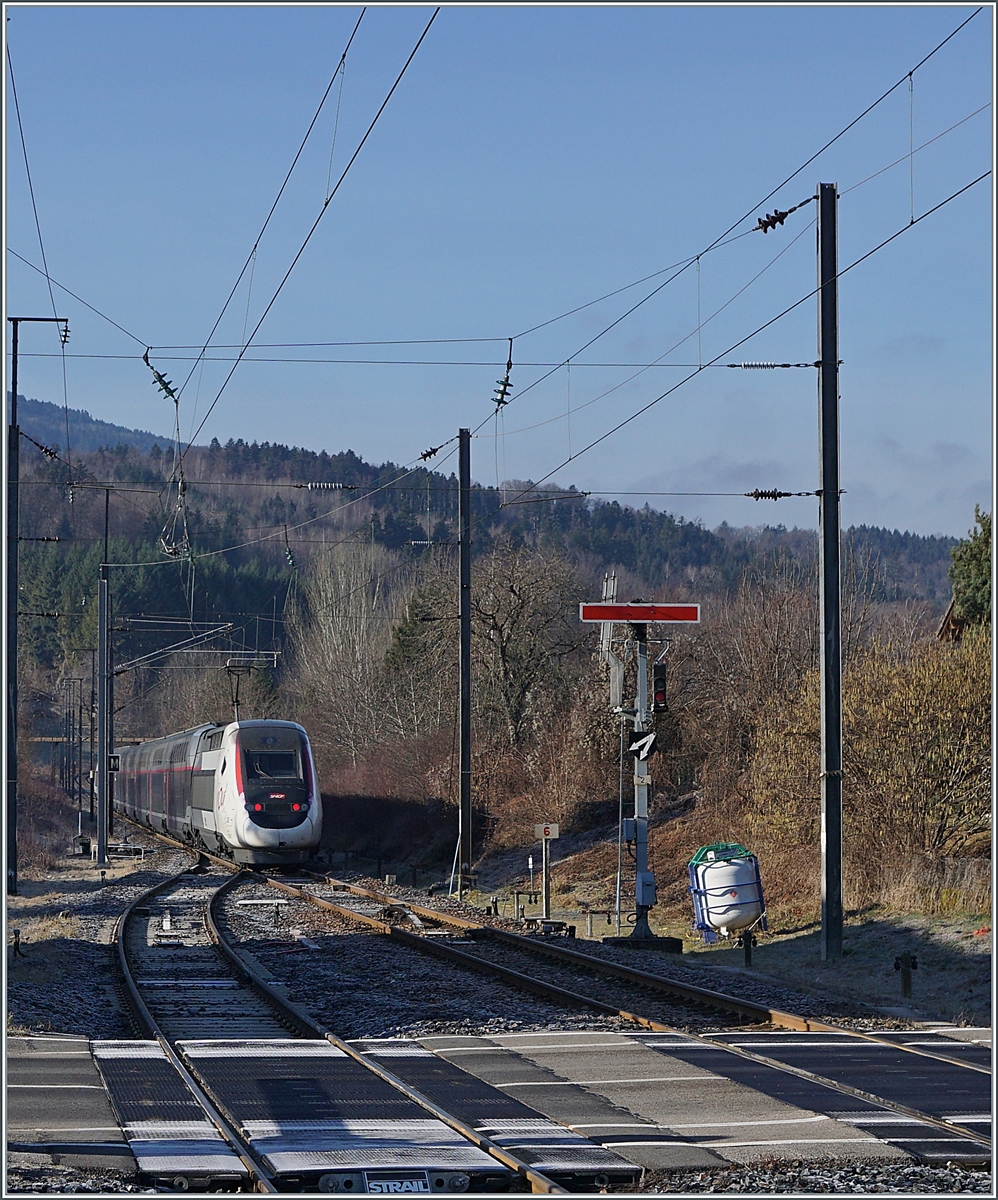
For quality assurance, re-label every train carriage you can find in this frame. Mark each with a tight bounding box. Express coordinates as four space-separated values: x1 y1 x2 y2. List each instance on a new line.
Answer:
115 719 321 865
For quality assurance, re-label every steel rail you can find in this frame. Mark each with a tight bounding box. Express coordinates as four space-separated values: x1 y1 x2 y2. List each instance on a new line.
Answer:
134 827 989 1069
113 862 279 1192
210 871 568 1194
275 876 990 1155
317 874 991 1072
128 829 990 1158
257 874 651 1017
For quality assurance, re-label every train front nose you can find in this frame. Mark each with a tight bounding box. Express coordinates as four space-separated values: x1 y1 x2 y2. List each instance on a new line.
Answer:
231 724 320 858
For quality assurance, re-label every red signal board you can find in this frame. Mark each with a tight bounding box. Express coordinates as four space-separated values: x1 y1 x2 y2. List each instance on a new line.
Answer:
579 603 700 623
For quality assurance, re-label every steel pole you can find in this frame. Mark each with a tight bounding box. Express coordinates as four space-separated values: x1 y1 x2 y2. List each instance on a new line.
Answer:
108 629 114 838
6 322 20 894
7 316 66 894
88 651 96 819
96 569 109 866
77 681 84 812
817 182 843 961
458 428 472 898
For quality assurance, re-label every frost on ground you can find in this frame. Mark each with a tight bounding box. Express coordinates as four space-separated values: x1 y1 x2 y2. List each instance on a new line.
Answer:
6 841 191 1038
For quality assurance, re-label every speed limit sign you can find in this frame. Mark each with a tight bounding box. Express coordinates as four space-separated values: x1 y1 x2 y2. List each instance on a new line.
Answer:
534 823 559 840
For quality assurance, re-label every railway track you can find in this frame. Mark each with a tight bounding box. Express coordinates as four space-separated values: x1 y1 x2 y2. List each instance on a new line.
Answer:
115 829 990 1176
108 859 640 1192
224 870 990 1167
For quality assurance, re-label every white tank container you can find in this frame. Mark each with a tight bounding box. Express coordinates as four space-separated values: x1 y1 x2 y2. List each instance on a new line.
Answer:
692 854 763 935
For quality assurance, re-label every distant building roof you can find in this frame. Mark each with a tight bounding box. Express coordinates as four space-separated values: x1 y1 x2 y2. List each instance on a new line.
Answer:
936 597 966 642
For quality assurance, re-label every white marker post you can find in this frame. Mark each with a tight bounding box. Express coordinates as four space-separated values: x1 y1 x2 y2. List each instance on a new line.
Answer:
580 603 699 942
534 822 559 920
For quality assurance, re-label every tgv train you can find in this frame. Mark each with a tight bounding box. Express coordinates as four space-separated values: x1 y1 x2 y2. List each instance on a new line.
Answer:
115 720 322 865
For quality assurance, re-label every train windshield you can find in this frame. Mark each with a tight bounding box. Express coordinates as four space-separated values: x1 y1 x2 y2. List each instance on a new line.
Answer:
244 750 300 780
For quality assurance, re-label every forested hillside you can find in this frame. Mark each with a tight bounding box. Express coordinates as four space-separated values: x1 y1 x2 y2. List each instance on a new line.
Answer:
15 413 987 924
15 419 959 727
12 393 172 455
16 415 957 668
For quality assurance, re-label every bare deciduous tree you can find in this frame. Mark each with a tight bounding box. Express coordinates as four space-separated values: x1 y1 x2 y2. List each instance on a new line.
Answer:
284 544 411 772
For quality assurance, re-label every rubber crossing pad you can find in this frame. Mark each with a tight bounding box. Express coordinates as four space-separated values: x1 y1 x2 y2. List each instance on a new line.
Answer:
353 1038 641 1187
421 1033 729 1170
90 1042 247 1185
177 1039 511 1190
637 1034 991 1165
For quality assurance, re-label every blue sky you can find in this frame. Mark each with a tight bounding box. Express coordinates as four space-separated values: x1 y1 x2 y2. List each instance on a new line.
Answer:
5 3 993 537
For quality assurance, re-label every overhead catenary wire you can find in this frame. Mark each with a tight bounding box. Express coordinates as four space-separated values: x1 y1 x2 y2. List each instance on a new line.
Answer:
20 353 825 367
12 16 986 589
22 169 986 569
469 7 985 430
472 191 808 428
840 101 990 196
7 42 75 494
182 8 439 459
9 94 986 373
497 170 991 511
6 249 148 346
501 217 816 439
19 163 985 576
97 439 459 569
176 6 367 441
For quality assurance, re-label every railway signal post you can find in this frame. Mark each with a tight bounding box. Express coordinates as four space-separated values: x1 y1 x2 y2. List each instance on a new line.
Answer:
534 823 559 919
580 602 699 944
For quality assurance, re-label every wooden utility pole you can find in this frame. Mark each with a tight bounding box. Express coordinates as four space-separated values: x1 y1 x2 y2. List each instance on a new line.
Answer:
817 182 843 961
458 428 472 898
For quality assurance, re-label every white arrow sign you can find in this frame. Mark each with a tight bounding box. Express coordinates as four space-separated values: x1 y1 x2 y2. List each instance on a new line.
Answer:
628 731 657 760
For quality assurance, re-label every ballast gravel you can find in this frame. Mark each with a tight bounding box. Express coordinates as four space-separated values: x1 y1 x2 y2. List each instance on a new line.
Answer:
4 1165 158 1194
639 1160 994 1193
218 883 634 1038
7 860 990 1194
311 874 919 1030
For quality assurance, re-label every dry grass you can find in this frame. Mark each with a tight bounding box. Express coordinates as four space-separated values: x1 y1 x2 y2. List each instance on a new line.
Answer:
13 764 82 877
686 910 991 1026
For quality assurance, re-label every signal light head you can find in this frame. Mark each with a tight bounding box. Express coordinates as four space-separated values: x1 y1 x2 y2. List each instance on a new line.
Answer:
652 663 668 713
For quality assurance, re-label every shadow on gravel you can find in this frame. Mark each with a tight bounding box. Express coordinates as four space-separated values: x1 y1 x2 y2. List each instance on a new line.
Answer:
685 915 991 1025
